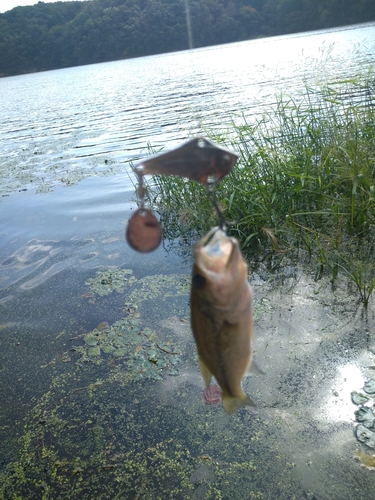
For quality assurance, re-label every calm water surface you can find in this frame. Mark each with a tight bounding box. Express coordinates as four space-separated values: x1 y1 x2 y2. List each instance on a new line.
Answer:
1 23 375 499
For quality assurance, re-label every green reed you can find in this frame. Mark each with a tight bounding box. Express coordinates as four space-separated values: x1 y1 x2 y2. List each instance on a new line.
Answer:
148 72 375 305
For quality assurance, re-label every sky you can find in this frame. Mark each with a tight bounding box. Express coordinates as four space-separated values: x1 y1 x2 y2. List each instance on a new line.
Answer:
0 0 87 14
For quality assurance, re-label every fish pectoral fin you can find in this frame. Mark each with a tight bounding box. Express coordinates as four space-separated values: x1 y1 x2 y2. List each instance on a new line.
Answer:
246 359 265 376
222 393 256 415
198 357 212 387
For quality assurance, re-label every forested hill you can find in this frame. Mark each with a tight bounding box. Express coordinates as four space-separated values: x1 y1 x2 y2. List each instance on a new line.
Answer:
1 0 374 77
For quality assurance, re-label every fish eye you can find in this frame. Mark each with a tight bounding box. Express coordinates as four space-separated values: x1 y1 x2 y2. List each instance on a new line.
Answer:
192 274 206 289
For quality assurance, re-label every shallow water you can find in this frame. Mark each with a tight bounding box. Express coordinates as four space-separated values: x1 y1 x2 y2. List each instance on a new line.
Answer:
1 23 375 499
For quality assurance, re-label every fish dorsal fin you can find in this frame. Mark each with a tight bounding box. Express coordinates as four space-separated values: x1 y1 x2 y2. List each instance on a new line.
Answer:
247 359 265 376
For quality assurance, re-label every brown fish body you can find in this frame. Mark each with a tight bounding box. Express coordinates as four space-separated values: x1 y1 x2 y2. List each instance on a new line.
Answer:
191 227 257 414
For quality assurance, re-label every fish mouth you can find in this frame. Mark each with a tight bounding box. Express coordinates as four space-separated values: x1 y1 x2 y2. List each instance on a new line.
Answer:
196 227 236 273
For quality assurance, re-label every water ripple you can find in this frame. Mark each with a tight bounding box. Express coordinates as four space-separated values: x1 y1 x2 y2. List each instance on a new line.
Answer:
0 23 374 196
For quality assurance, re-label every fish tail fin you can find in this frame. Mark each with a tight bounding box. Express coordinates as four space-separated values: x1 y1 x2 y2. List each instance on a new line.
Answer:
198 357 212 387
222 393 256 415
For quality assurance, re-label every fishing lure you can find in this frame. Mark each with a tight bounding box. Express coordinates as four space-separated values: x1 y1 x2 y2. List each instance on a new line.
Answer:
126 137 238 252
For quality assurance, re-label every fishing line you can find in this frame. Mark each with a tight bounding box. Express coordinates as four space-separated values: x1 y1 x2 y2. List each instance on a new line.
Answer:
206 178 241 231
206 178 226 231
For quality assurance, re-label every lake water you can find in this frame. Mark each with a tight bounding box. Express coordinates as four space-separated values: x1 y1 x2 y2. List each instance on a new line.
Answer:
1 23 375 499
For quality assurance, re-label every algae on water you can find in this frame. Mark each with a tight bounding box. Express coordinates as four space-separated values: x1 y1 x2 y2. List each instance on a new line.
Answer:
77 317 181 380
85 268 136 297
78 268 191 379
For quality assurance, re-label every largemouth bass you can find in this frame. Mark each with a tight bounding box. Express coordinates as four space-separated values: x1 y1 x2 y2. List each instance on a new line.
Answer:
190 226 262 414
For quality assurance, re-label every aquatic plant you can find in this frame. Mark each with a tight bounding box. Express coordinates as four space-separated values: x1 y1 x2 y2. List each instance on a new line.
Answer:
352 376 375 449
1 264 373 499
77 317 181 380
85 268 136 297
79 269 192 379
149 72 375 305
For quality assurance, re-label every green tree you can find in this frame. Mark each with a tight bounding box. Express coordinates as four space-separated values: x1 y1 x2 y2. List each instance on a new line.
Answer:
0 0 374 76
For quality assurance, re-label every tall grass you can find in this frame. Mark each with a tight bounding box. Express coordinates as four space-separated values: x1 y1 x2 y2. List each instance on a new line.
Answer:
147 72 375 305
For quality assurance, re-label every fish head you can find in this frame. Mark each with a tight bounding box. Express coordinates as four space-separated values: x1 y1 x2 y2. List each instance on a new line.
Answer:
192 227 249 308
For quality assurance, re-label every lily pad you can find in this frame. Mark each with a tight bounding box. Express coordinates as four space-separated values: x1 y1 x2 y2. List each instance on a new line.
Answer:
143 327 154 338
113 348 127 357
125 273 190 305
78 271 184 379
364 379 375 394
351 391 370 405
355 407 375 429
85 268 136 297
87 346 101 357
101 345 116 354
158 359 168 369
356 425 375 448
147 350 158 362
105 332 117 342
84 334 98 347
114 336 128 347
